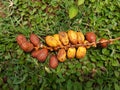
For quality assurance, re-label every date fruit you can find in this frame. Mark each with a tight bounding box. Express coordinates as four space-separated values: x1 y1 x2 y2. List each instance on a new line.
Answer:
16 34 27 45
49 55 58 69
68 30 77 44
31 50 41 58
20 42 34 52
59 31 69 46
53 34 62 46
77 32 85 44
36 48 48 62
67 47 76 59
45 36 58 47
30 33 40 47
57 49 66 62
76 46 86 59
85 32 96 43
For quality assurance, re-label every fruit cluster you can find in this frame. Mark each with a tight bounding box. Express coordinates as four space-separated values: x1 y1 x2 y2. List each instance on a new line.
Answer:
16 30 120 69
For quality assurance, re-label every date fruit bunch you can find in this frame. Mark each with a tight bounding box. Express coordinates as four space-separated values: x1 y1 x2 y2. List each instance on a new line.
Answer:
45 30 87 62
16 30 111 69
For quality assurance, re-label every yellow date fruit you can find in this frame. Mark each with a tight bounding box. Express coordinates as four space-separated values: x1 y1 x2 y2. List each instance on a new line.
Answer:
45 36 58 47
68 30 77 44
77 32 85 44
76 46 86 59
59 31 69 46
57 49 66 62
67 47 76 59
53 34 62 46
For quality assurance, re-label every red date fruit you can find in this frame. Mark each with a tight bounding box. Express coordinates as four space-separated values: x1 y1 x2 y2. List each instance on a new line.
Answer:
85 32 96 43
30 33 40 47
16 34 27 45
49 55 58 69
36 48 48 62
20 42 34 52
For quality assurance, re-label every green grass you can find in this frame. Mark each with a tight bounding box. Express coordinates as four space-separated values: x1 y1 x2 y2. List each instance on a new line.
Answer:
0 0 120 90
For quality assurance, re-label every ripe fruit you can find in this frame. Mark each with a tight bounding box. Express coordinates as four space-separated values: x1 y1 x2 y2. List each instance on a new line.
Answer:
45 36 58 47
30 33 40 47
53 34 62 46
68 30 77 44
76 46 86 59
85 32 96 43
16 34 27 45
49 55 58 69
20 42 34 52
36 48 48 62
59 31 69 46
67 47 76 59
99 38 108 48
57 49 66 62
31 50 41 58
77 32 85 44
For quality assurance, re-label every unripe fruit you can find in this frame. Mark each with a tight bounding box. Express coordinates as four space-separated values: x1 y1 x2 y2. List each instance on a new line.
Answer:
59 31 69 46
16 34 27 45
77 32 85 44
68 30 77 44
76 46 86 59
20 42 34 52
85 32 96 43
57 49 66 62
49 55 58 69
99 38 108 48
53 34 62 46
45 36 58 47
67 47 76 59
31 50 41 58
30 33 40 47
36 48 48 62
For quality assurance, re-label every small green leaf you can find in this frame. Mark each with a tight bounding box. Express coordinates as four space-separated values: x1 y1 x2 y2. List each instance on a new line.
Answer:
90 0 95 2
78 0 85 6
112 60 119 66
69 6 78 19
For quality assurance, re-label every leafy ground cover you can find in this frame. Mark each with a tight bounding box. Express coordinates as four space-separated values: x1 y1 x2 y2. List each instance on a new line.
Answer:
0 0 120 90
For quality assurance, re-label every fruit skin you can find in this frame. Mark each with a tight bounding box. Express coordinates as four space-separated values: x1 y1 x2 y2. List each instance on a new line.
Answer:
45 36 58 47
76 46 86 59
20 42 34 52
49 55 58 69
67 47 76 59
85 32 96 43
59 31 69 46
30 33 40 47
99 38 108 48
36 48 48 62
31 50 41 58
77 32 85 44
57 49 66 62
16 34 27 45
53 34 62 46
68 30 77 44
